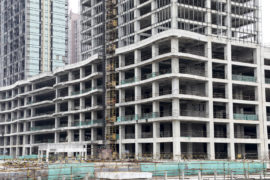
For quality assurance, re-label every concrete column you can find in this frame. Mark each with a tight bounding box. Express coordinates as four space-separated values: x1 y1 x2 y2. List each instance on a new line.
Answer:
153 142 160 160
171 58 179 74
119 55 125 67
205 0 211 35
172 78 179 95
228 142 235 160
173 121 181 160
136 123 141 139
55 132 59 143
153 122 159 159
207 41 214 160
135 50 141 64
171 0 178 29
68 130 73 142
135 67 141 82
225 0 232 38
134 0 140 43
80 129 84 142
119 71 125 85
152 82 159 97
152 44 158 57
91 128 95 141
171 38 179 53
153 101 159 115
151 0 157 35
207 141 215 160
172 98 180 117
135 104 141 119
119 125 123 159
135 143 141 160
80 67 84 78
226 43 235 160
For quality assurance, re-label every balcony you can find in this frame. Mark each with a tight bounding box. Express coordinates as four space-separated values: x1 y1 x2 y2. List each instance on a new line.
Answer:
120 77 138 85
117 115 139 122
71 86 102 96
140 112 160 119
233 113 258 121
143 70 171 80
232 75 256 82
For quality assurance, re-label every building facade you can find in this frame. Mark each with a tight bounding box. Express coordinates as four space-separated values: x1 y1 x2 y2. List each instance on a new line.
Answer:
0 54 104 157
2 0 270 161
0 0 68 87
68 11 81 64
81 0 104 60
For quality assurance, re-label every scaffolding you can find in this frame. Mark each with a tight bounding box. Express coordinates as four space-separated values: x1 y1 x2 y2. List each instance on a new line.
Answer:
104 0 118 159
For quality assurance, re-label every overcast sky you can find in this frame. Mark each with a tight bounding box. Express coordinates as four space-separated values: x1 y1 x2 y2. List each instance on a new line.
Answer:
69 0 270 44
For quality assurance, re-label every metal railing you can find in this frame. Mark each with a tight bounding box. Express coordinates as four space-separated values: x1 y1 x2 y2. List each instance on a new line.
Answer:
117 114 139 122
232 74 256 82
71 86 102 96
120 77 138 85
233 113 258 120
139 112 160 119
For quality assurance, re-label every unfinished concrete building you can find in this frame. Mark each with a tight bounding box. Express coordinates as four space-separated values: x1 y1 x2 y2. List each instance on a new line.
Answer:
0 55 104 157
106 0 265 161
0 0 68 86
1 0 270 161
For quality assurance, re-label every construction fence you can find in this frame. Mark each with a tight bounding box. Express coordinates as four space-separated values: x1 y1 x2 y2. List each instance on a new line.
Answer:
0 160 268 180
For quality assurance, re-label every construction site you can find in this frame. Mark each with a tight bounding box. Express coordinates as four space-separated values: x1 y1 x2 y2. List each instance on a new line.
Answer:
1 0 270 179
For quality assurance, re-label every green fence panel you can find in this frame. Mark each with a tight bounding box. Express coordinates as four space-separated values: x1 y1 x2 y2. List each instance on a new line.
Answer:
140 161 266 177
48 163 95 180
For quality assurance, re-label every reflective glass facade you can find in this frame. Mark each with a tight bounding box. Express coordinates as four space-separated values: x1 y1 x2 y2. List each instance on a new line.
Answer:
0 0 68 86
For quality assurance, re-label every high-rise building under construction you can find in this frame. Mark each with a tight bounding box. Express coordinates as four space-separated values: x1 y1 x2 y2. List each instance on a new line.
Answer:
0 0 68 86
2 0 270 161
80 0 268 160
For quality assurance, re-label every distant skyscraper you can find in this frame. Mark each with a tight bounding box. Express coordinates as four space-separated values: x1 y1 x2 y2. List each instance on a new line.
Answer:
0 0 68 86
68 11 81 64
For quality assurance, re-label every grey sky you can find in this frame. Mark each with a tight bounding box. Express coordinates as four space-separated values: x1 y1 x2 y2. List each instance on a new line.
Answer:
69 0 270 44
